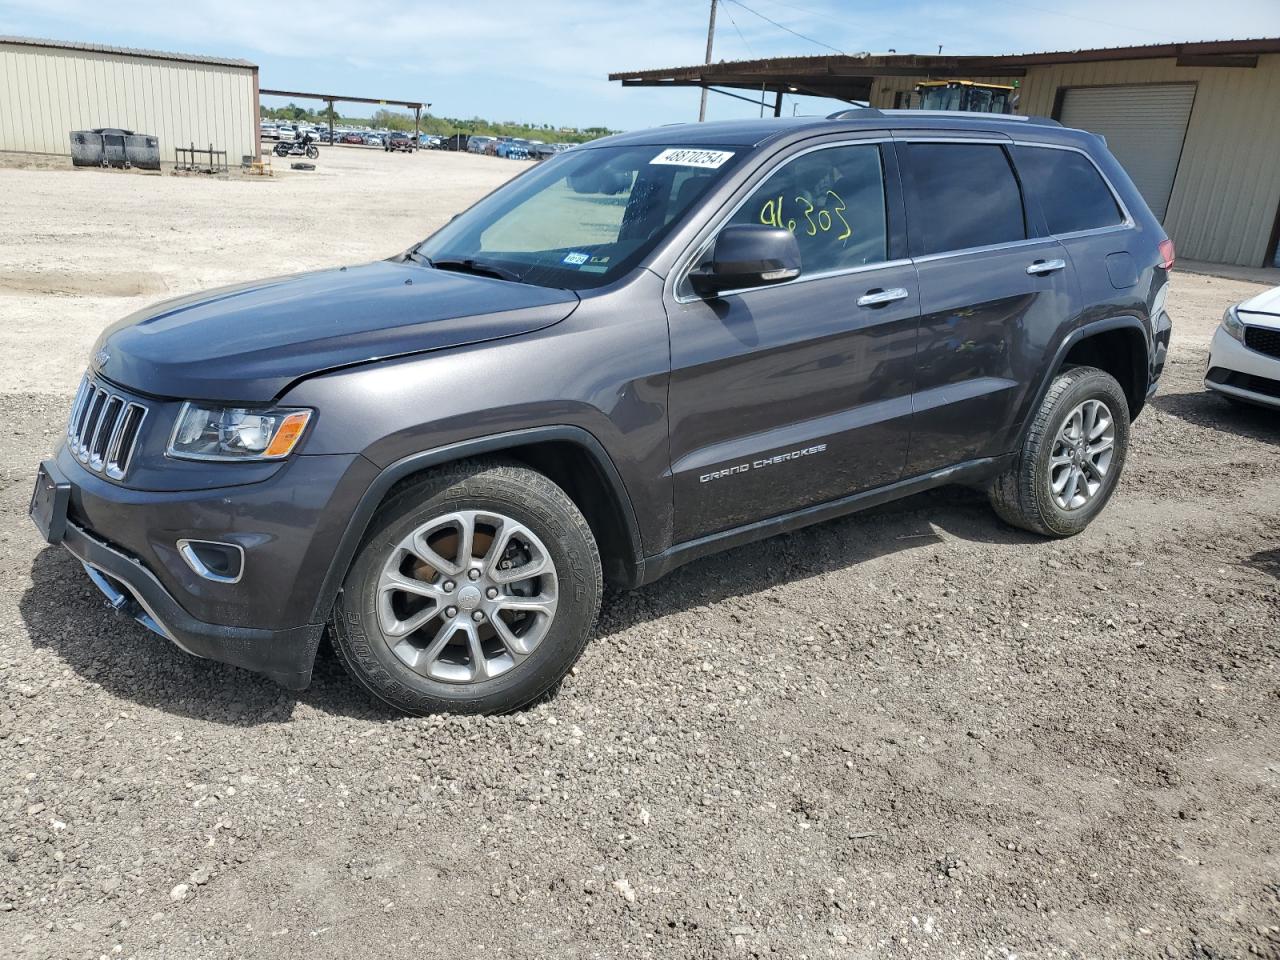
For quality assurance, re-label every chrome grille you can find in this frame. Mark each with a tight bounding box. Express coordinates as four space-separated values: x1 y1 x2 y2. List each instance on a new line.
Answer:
67 376 148 480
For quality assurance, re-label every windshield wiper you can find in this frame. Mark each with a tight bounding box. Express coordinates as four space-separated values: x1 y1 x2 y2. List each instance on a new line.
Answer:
430 258 523 283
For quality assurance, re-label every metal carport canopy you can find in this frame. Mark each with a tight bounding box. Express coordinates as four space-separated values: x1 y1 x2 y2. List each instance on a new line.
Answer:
259 88 431 140
608 38 1280 104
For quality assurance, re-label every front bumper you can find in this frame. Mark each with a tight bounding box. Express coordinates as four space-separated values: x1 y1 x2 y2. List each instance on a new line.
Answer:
63 519 324 689
35 443 380 688
1205 325 1280 409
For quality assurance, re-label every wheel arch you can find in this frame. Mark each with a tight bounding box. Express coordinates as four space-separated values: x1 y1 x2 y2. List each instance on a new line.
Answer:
1022 316 1150 448
308 426 645 625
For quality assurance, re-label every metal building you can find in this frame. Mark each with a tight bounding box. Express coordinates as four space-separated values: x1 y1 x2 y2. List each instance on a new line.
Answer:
0 36 259 163
611 39 1280 268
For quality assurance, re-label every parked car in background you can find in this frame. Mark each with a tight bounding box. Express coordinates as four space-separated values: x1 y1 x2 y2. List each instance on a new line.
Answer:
419 134 443 149
496 138 531 159
342 132 366 145
364 134 384 148
260 122 279 141
385 131 416 153
1205 285 1280 408
467 136 495 154
530 142 568 161
277 124 297 143
31 111 1173 715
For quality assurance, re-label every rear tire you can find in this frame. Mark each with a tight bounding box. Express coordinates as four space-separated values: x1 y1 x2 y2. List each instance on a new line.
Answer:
989 365 1130 537
330 460 602 715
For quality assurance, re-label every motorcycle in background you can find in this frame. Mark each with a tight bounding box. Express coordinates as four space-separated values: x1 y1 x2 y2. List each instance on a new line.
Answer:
274 139 319 160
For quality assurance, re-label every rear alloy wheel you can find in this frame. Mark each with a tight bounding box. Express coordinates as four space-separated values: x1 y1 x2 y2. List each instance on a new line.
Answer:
331 461 601 715
989 365 1130 537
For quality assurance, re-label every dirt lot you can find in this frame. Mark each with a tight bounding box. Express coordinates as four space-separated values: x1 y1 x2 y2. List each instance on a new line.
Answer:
1 147 1277 960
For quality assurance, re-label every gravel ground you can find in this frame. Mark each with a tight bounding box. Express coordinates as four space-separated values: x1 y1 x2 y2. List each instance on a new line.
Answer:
1 148 1278 960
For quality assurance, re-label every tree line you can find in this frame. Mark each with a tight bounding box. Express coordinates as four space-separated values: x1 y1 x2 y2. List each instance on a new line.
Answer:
260 104 615 144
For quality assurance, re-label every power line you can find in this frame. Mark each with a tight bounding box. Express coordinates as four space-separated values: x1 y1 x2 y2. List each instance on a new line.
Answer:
723 0 845 55
722 3 755 58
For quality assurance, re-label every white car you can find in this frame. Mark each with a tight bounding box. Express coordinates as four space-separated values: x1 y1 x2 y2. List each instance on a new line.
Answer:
277 125 297 143
1206 285 1280 408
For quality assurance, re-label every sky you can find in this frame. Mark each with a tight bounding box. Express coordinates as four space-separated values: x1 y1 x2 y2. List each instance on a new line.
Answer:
2 0 1278 130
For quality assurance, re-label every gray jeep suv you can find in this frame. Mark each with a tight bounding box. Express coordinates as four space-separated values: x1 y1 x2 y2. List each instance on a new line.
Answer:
30 109 1173 714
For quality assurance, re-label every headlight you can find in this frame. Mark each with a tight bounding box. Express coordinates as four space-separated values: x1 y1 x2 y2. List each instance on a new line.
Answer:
1222 304 1245 342
167 404 312 461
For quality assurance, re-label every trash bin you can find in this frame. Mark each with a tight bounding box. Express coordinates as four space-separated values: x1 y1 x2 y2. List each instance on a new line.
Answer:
69 130 105 167
124 134 161 170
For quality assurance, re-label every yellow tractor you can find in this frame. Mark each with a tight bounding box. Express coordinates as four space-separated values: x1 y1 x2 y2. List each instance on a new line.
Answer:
915 79 1017 114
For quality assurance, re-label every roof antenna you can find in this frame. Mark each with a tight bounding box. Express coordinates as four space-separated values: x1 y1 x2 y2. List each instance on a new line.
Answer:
937 44 943 54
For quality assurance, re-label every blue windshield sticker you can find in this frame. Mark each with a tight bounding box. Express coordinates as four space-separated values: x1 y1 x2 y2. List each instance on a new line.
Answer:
562 251 589 265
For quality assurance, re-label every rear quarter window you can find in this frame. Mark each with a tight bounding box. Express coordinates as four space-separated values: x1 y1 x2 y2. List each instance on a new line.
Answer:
903 143 1026 256
1013 145 1125 235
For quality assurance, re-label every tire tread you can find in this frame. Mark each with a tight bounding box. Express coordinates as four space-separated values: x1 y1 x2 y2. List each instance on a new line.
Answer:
989 365 1129 538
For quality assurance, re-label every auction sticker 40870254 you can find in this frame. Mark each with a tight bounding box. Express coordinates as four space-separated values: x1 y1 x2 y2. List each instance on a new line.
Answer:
649 148 735 168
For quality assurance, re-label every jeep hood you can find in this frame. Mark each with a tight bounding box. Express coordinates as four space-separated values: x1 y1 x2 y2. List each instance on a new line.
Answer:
92 261 579 402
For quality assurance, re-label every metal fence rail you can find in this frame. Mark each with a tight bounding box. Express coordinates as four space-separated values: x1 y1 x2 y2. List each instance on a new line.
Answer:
173 142 228 174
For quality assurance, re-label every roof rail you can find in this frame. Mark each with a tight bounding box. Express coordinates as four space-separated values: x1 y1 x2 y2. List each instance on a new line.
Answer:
888 109 1061 126
827 107 1060 126
826 108 882 119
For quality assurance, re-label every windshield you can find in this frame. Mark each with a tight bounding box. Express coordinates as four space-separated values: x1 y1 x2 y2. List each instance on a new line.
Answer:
415 144 743 291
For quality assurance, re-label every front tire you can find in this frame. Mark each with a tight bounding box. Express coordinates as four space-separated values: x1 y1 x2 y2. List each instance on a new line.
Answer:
330 461 602 715
305 145 319 159
989 365 1130 537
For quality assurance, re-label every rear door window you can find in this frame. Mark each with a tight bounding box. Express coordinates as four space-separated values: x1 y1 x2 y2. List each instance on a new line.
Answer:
1013 145 1125 235
903 142 1026 256
726 143 888 275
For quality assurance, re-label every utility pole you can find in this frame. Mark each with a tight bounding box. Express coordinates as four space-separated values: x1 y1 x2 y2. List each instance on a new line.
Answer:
698 0 717 122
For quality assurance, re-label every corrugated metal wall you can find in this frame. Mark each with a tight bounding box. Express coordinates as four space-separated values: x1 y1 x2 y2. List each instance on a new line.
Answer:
871 56 1280 266
0 42 257 164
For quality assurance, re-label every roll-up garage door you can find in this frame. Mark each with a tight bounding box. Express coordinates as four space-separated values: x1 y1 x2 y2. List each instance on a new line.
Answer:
1058 84 1195 222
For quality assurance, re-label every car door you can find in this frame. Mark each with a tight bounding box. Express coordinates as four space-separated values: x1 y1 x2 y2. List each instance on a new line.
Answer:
664 138 919 543
897 137 1076 475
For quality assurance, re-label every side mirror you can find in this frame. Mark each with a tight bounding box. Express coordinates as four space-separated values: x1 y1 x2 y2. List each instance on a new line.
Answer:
689 224 801 297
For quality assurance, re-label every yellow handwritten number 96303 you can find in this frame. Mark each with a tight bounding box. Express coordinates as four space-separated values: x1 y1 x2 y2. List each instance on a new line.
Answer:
759 190 851 243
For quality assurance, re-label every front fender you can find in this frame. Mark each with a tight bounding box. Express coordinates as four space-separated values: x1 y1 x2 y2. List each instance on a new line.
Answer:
306 425 644 624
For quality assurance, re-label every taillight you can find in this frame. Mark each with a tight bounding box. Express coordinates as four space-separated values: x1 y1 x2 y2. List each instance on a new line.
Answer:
1158 238 1176 271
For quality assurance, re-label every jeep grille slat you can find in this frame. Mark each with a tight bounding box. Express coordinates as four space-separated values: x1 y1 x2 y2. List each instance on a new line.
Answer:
66 375 149 480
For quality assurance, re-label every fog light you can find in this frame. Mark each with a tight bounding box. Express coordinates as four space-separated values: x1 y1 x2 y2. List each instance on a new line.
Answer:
177 539 244 584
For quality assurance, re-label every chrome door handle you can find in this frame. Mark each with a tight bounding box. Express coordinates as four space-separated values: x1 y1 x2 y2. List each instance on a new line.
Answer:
1027 258 1067 275
856 287 910 307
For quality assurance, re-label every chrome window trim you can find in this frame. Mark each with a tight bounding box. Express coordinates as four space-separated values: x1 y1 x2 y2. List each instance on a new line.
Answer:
895 135 1136 262
1008 139 1136 237
895 136 1034 260
670 134 1139 302
911 235 1067 266
671 136 896 305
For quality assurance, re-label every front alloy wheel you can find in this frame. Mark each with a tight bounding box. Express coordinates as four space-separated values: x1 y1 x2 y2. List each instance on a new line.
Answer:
331 461 602 715
375 510 558 683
